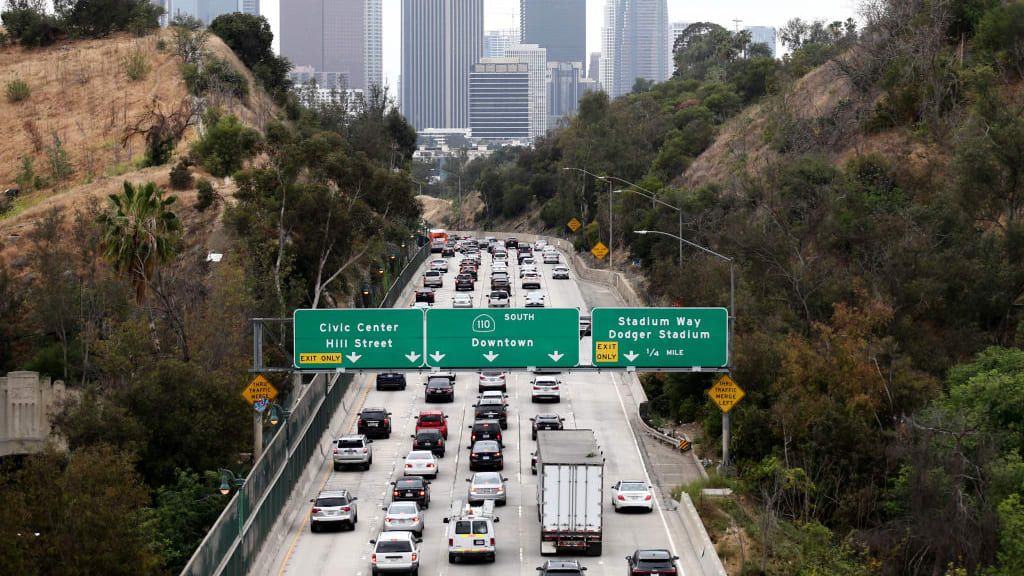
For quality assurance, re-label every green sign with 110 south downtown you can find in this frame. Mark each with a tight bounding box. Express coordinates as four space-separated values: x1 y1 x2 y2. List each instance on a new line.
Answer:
425 308 579 369
592 307 729 368
293 309 426 369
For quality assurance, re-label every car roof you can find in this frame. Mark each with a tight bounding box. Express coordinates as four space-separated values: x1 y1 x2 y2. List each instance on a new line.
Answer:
362 407 388 412
407 450 434 457
338 434 367 441
317 489 349 498
636 549 673 559
536 413 560 419
396 475 425 483
376 531 416 541
543 560 583 568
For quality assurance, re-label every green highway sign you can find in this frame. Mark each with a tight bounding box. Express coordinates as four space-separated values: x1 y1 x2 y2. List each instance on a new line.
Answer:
425 308 579 369
592 307 728 368
293 309 425 369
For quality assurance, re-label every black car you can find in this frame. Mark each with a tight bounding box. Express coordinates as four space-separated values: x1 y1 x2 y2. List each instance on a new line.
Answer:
536 560 587 575
459 265 478 280
530 413 565 440
410 429 446 457
506 237 519 249
392 476 430 508
455 274 475 291
425 377 455 403
357 407 391 438
473 400 508 429
469 419 503 446
468 440 504 471
530 452 538 475
415 288 435 303
442 247 455 257
376 373 407 391
626 549 679 575
490 273 511 293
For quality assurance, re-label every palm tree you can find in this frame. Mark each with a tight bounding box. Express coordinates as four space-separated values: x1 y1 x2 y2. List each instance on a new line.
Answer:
98 181 182 302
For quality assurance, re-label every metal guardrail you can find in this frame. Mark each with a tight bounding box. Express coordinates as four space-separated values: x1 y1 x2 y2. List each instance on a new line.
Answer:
179 245 429 576
637 401 692 452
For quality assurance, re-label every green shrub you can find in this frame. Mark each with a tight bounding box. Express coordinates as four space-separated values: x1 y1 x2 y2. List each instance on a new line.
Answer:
194 179 217 212
46 132 73 182
168 159 193 190
976 2 1024 77
5 79 30 103
190 109 260 177
123 46 150 82
1 7 64 47
184 58 249 100
15 156 43 193
155 37 167 52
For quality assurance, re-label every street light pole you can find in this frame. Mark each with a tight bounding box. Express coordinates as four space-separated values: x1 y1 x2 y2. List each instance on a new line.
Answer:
604 175 684 266
635 229 737 475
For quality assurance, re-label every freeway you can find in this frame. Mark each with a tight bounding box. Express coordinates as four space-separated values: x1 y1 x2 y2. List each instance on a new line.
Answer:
264 240 689 576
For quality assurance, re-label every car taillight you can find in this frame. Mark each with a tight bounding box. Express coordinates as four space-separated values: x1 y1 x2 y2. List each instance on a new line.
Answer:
371 553 377 564
406 464 413 468
418 490 426 496
448 538 454 546
645 494 653 501
426 463 435 468
472 433 477 441
362 448 369 454
312 507 321 513
617 495 626 501
383 418 390 426
490 538 495 546
385 516 392 522
411 553 418 562
333 448 339 454
341 506 351 512
533 386 540 390
496 452 502 457
552 386 559 391
393 491 400 497
412 516 419 522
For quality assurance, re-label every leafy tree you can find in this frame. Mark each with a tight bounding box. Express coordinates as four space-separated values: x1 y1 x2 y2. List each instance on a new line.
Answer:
0 446 164 575
55 0 160 38
0 6 64 47
976 2 1024 78
97 181 182 302
209 12 292 103
153 470 226 573
190 109 261 177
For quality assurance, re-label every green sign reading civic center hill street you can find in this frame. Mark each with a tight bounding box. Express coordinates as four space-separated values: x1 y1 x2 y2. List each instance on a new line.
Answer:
425 308 579 369
293 309 425 369
592 307 728 368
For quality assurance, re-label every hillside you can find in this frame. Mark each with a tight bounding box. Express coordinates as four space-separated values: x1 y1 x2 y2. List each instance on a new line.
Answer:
680 58 947 195
0 27 273 269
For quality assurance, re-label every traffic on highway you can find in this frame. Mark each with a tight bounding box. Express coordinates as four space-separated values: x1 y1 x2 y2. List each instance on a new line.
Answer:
275 234 682 576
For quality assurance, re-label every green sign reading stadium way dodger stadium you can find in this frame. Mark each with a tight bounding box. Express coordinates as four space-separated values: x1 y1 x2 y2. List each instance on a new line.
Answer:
591 307 728 368
293 309 425 369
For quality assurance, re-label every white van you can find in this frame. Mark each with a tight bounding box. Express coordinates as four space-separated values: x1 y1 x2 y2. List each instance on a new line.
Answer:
443 499 500 563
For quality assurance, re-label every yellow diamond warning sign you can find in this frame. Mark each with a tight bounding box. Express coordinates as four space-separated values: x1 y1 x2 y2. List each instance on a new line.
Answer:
591 241 609 260
594 341 619 363
708 375 744 413
242 374 279 405
567 217 582 232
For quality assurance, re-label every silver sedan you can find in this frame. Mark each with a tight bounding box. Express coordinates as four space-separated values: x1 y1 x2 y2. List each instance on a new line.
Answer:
382 501 423 537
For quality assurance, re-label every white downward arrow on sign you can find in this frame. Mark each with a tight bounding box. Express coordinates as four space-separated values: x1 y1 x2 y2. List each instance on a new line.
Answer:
405 352 421 363
345 353 362 363
548 351 564 362
430 351 446 362
483 351 499 362
624 351 639 362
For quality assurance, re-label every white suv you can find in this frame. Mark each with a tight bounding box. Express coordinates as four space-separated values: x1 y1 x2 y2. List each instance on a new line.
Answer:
370 530 421 574
530 376 561 403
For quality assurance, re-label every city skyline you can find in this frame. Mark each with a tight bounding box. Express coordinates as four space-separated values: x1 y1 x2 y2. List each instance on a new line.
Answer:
264 0 858 95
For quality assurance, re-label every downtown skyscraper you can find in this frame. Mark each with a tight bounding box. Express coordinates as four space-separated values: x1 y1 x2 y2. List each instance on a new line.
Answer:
401 0 484 130
519 0 585 66
601 0 671 98
280 0 382 90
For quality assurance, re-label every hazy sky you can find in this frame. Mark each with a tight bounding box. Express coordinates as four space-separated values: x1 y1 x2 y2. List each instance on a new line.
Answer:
264 0 860 91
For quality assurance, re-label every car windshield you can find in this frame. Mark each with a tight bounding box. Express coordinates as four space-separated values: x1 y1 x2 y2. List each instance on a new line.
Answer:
475 474 501 485
638 558 673 568
474 441 500 452
482 371 502 377
455 521 489 534
315 497 347 507
417 431 441 439
407 452 432 460
395 479 421 489
376 540 412 553
420 414 442 423
427 380 449 388
337 439 363 448
619 482 648 491
363 410 387 418
390 503 417 514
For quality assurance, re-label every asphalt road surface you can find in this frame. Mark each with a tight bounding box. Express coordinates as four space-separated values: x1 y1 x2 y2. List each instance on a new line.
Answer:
273 241 683 576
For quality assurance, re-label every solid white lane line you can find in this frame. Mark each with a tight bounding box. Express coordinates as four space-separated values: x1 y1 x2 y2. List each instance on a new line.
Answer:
611 371 681 561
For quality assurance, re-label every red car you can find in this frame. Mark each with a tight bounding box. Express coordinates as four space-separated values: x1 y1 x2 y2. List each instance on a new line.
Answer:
415 410 449 439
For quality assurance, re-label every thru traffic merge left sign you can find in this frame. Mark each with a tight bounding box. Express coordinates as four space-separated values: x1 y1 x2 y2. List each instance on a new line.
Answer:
708 375 744 413
591 241 609 260
567 217 582 232
242 374 278 405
